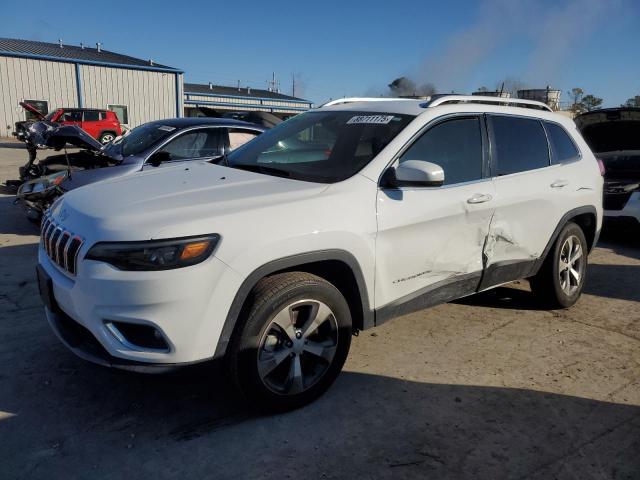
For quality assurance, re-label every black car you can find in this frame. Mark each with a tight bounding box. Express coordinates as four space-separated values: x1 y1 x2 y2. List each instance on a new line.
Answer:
16 117 265 220
575 108 640 224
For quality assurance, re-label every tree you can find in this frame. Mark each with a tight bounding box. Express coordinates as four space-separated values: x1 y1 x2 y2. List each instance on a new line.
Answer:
621 95 640 108
581 94 603 112
568 87 585 113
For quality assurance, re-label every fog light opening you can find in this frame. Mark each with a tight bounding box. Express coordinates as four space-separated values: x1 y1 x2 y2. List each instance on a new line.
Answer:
105 321 170 352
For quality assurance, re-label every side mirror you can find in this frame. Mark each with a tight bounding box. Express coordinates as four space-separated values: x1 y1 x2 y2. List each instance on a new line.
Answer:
383 160 445 188
147 151 171 167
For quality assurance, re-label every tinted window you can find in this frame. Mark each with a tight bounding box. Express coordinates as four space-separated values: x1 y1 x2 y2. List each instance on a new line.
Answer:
60 110 82 122
157 129 222 160
83 110 100 122
399 117 483 185
227 111 413 183
545 122 579 163
491 116 550 175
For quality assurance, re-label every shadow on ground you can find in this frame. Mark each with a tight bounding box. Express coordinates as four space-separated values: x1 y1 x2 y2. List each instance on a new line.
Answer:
0 142 25 149
0 196 39 236
0 350 638 479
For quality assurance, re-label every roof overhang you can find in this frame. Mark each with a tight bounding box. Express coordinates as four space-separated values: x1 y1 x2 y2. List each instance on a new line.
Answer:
0 50 184 74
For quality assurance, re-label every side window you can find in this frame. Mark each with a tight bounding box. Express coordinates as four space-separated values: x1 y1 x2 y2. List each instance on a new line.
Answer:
228 129 260 151
544 122 580 164
60 110 82 122
83 110 100 122
490 116 550 175
399 117 483 185
157 129 222 161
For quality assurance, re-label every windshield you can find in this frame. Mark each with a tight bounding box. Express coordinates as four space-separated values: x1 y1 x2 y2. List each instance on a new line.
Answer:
108 123 178 157
226 111 414 183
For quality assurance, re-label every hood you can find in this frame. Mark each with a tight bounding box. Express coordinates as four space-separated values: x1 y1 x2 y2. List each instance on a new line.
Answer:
59 163 140 191
44 125 105 152
20 101 46 121
52 161 328 241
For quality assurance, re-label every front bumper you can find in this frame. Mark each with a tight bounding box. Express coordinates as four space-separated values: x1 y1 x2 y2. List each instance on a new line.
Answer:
604 191 640 225
38 243 243 366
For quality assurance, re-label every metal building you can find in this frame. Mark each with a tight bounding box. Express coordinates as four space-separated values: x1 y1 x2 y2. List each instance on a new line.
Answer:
184 83 312 119
0 37 183 137
517 88 562 111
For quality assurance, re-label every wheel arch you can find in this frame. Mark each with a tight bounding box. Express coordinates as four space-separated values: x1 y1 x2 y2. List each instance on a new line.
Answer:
213 250 373 358
531 205 599 276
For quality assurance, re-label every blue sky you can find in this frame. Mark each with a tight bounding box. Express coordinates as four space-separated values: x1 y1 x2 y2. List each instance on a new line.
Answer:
1 0 638 106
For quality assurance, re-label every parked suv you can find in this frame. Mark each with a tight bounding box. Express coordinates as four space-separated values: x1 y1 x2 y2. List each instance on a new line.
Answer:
14 102 122 144
575 108 640 227
37 96 603 411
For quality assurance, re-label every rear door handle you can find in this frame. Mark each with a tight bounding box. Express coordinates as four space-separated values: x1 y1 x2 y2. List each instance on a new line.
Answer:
467 193 493 204
551 180 569 188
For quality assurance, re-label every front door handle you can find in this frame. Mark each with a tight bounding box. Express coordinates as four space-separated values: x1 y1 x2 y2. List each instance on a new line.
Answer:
551 180 569 188
467 193 493 204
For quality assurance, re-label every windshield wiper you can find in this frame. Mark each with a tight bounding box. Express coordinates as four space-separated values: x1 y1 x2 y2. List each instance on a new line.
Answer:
231 163 291 178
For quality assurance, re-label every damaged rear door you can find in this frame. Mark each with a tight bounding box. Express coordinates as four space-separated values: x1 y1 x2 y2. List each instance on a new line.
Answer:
375 115 495 319
480 114 568 289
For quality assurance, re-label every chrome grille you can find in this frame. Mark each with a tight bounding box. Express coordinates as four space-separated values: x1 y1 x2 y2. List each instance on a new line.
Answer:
41 214 83 275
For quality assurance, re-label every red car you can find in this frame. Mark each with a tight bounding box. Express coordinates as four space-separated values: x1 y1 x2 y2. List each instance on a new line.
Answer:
14 102 123 144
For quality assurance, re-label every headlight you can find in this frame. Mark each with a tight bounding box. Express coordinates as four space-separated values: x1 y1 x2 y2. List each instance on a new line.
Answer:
85 234 220 271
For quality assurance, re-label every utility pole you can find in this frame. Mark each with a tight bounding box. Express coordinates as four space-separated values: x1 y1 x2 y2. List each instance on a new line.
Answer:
267 72 280 93
292 73 295 98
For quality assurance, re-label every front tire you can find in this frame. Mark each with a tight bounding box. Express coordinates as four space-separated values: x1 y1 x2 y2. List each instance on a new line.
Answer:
530 222 588 308
227 272 352 412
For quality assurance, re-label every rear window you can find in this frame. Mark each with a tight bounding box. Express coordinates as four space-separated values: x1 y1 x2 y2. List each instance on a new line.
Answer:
490 116 550 175
83 110 100 122
544 122 579 164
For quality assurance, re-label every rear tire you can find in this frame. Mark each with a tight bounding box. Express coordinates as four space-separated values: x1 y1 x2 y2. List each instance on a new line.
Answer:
530 222 588 308
98 132 116 144
227 272 352 412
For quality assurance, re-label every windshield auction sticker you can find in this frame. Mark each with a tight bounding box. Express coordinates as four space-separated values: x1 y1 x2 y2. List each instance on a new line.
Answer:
347 115 396 125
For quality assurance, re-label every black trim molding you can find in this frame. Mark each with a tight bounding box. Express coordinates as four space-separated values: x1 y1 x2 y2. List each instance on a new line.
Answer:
213 249 373 358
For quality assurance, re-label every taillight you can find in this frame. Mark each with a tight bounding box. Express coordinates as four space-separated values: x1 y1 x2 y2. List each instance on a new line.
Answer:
596 158 606 176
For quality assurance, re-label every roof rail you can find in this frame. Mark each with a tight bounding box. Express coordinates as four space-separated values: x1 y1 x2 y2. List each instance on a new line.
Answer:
425 95 553 112
321 97 416 107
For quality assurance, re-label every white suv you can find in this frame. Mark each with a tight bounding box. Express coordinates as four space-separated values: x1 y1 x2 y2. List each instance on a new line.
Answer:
37 96 603 410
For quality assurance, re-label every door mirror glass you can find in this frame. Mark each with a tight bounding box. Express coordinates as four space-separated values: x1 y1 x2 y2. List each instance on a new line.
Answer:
147 150 172 167
393 160 444 187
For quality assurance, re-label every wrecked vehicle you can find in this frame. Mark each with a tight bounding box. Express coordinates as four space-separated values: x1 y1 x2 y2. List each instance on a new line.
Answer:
575 108 640 226
16 118 265 220
13 102 123 145
37 96 603 411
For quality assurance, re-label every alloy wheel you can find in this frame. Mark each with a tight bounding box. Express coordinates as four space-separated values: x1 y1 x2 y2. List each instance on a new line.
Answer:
257 299 338 395
558 235 584 296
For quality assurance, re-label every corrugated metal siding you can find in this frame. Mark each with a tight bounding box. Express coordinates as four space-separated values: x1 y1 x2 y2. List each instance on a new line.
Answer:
185 94 310 109
0 56 78 137
79 65 177 127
